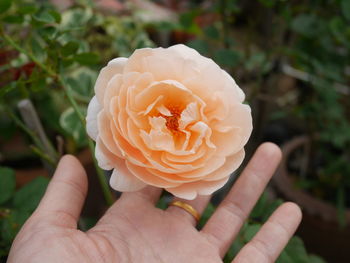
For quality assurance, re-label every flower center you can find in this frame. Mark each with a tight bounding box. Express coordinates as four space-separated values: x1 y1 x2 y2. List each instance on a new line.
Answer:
160 105 182 133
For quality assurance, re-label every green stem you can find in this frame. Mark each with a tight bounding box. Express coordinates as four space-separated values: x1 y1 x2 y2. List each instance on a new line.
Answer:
2 30 114 206
1 31 56 76
30 145 56 167
5 108 40 145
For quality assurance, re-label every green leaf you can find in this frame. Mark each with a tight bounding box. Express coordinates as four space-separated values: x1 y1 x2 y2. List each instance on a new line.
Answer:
213 49 241 68
309 254 327 263
291 14 324 37
243 224 261 241
155 196 168 210
276 250 294 263
30 77 46 93
250 191 268 218
1 209 31 244
60 107 87 146
0 83 16 98
2 15 24 24
204 25 220 39
187 39 209 55
62 41 80 57
258 0 276 7
38 26 58 40
337 186 346 227
341 0 350 21
0 167 15 205
74 52 99 66
329 17 347 45
179 10 198 29
224 238 244 262
18 3 38 14
33 11 56 24
178 10 201 34
79 216 98 231
245 53 267 71
198 202 215 228
67 73 93 98
279 236 309 263
0 0 11 14
48 10 61 23
61 8 93 28
13 177 49 212
30 37 46 62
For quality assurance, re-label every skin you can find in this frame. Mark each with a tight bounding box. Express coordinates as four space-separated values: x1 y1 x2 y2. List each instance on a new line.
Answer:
8 143 302 263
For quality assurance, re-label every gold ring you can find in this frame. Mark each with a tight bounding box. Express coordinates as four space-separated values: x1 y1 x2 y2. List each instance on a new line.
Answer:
168 201 200 222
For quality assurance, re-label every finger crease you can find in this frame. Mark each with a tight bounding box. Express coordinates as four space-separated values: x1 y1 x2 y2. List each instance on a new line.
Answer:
53 179 86 199
249 239 274 262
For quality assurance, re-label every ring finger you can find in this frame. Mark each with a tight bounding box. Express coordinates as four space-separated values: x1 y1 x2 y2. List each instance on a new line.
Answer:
166 195 211 226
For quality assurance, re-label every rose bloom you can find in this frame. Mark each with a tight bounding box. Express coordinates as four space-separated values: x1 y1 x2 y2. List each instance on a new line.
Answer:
86 44 252 200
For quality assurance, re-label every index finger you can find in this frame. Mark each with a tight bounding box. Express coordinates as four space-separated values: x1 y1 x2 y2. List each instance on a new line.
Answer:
33 155 88 228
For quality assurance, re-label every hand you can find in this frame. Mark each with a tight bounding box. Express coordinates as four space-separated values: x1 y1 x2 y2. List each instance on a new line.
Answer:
8 143 301 263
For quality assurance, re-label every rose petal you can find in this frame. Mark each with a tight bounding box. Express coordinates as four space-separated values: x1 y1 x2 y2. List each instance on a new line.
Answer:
86 96 101 140
210 104 252 156
103 74 123 115
97 110 124 158
94 57 127 103
166 177 229 200
178 154 226 178
134 79 193 110
125 161 181 188
179 102 199 129
204 149 245 181
95 138 116 170
110 159 146 192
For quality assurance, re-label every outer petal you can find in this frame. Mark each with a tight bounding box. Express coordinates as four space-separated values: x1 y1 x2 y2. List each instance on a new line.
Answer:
110 159 146 192
95 138 114 170
222 70 245 103
166 177 229 200
204 149 245 181
94 57 128 103
86 96 101 141
125 161 181 188
168 44 213 70
210 104 253 156
97 110 124 158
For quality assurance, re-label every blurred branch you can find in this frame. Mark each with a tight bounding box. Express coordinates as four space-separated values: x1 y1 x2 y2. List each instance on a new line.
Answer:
18 99 58 171
4 105 56 170
29 145 56 167
282 63 350 95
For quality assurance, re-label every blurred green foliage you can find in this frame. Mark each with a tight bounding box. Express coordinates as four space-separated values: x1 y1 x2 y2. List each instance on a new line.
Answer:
0 0 154 159
0 166 49 258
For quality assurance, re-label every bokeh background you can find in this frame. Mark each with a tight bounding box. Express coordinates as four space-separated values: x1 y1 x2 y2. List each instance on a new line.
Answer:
0 0 349 262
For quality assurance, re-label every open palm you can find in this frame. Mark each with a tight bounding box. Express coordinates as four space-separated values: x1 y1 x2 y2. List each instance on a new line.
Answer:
8 143 301 263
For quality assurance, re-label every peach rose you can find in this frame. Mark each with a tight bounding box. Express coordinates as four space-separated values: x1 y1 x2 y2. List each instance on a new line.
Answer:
86 44 252 200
